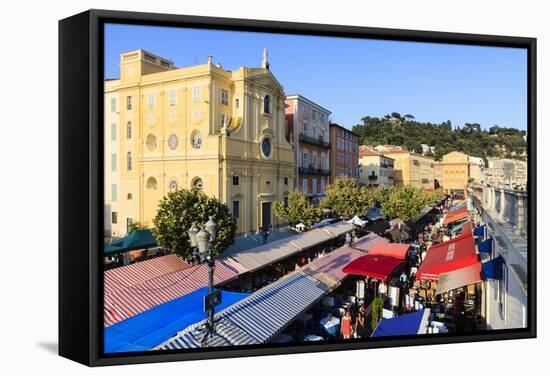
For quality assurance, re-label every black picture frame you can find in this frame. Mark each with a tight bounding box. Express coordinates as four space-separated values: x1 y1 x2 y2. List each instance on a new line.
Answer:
59 9 537 367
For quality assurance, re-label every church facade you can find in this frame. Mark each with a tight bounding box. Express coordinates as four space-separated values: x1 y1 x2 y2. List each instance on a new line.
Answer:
104 49 295 238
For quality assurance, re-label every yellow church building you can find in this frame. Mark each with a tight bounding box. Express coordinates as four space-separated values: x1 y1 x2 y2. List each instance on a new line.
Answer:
104 49 295 238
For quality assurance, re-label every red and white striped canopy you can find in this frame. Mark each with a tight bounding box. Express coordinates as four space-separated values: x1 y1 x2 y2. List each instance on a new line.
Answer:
103 255 245 327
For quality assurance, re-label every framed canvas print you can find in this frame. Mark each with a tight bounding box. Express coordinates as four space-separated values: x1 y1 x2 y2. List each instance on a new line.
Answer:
59 9 536 366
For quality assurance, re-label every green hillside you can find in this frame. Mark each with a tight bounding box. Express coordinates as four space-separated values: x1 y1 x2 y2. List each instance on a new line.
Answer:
352 112 527 163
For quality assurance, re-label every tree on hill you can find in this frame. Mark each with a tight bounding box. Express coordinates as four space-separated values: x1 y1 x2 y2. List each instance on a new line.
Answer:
355 113 526 162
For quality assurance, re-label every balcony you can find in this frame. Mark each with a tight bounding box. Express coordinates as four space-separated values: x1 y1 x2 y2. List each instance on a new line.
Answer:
298 133 330 148
469 186 528 237
299 165 331 176
468 185 528 329
368 174 378 180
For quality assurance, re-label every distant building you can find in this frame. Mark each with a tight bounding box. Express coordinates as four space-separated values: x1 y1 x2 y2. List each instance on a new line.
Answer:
420 143 435 156
434 162 442 189
440 151 469 194
358 147 394 187
468 156 485 184
483 158 528 189
329 123 359 183
285 94 331 196
374 144 403 153
381 148 435 189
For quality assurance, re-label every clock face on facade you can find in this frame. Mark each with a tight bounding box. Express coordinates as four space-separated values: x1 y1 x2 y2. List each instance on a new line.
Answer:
167 134 179 150
261 137 271 157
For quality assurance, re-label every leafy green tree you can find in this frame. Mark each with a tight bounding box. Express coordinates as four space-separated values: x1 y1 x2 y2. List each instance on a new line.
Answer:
152 188 236 259
381 185 434 221
371 296 384 330
127 221 148 234
371 186 392 208
321 176 372 218
273 190 322 229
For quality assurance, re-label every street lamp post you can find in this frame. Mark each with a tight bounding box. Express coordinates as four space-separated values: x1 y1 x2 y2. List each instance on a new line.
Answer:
258 224 272 244
187 216 219 347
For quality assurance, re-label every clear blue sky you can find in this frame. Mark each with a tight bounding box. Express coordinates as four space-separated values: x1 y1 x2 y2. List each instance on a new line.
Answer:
105 23 527 131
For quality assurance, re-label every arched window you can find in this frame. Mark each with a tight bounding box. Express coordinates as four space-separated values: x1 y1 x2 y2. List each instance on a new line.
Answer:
127 193 133 200
127 121 132 139
146 177 158 190
192 177 204 190
127 152 132 171
263 95 271 114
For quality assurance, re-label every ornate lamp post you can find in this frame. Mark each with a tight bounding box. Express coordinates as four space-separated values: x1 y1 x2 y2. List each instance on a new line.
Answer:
258 224 272 245
187 216 219 346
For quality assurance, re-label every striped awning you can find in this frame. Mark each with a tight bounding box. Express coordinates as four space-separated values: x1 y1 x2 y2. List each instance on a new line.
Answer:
161 317 257 349
289 229 332 250
301 245 365 283
158 272 327 349
353 232 389 252
158 245 365 350
104 254 190 295
104 297 128 327
104 256 245 327
223 237 301 272
223 222 353 273
321 222 355 237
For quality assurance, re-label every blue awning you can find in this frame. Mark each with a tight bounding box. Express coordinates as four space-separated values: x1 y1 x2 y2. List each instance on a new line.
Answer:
482 255 504 280
160 272 328 349
474 225 486 237
478 238 493 254
371 309 431 337
104 287 249 353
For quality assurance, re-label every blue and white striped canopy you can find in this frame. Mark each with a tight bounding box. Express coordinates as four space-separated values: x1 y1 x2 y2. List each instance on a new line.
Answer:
158 272 327 349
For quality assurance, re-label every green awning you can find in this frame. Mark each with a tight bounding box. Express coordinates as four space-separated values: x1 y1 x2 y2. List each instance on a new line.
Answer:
104 230 157 255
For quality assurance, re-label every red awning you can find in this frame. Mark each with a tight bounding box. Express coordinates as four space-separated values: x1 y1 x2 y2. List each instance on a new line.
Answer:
103 255 245 327
416 231 478 281
367 243 410 260
442 206 469 225
343 254 404 280
459 222 472 237
435 262 482 295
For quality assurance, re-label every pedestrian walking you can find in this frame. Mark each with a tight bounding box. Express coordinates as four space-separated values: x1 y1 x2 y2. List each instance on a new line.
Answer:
355 305 367 338
341 311 352 339
378 281 387 300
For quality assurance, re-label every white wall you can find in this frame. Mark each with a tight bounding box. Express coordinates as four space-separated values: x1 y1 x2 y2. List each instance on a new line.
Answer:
1 0 547 375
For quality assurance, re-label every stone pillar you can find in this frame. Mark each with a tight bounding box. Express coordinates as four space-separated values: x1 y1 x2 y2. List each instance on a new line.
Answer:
515 195 525 235
499 188 506 220
487 187 495 210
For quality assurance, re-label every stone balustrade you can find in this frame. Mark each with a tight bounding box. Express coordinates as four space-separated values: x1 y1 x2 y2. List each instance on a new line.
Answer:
469 185 528 237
